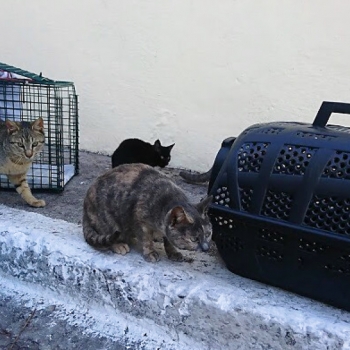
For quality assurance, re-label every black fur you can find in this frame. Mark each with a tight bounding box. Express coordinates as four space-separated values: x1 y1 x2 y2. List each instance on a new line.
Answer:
111 138 175 168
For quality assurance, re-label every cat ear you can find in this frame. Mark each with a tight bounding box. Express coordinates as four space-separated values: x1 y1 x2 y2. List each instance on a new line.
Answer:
168 206 194 227
167 143 175 150
196 195 213 215
5 120 20 134
31 117 44 134
153 139 161 152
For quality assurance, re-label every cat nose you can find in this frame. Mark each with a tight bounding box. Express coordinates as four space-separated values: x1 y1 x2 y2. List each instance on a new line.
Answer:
200 242 209 252
25 150 33 158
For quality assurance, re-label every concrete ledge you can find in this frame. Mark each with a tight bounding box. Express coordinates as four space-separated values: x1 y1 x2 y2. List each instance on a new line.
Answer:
1 204 350 349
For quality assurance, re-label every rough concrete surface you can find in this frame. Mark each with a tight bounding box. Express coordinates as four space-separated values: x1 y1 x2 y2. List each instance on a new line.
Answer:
0 286 127 350
0 151 350 350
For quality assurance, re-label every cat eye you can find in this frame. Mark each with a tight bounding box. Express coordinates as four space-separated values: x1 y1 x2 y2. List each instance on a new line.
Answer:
32 142 38 147
17 142 24 148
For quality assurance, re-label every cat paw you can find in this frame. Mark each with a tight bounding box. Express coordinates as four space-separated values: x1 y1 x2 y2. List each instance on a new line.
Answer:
112 243 130 255
168 251 184 262
183 256 194 263
30 199 46 208
144 251 160 263
168 252 193 263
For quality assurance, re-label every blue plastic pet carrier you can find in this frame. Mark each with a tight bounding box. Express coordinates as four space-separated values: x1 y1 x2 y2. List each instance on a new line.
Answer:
209 101 350 311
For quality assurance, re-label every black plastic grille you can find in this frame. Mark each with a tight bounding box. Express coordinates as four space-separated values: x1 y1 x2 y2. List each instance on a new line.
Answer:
238 142 269 173
239 187 253 212
261 190 293 220
213 186 230 207
217 234 243 253
213 215 236 229
256 246 283 262
304 196 350 235
325 263 350 275
257 127 283 135
324 251 350 275
258 228 286 245
322 151 350 180
213 216 243 253
298 238 329 253
273 145 317 176
296 131 335 141
341 253 350 262
241 125 261 136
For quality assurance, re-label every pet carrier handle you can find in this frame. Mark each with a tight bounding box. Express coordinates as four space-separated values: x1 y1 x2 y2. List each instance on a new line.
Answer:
313 101 350 128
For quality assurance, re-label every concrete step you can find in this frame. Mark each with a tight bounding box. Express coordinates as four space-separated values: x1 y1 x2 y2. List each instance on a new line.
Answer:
0 204 350 350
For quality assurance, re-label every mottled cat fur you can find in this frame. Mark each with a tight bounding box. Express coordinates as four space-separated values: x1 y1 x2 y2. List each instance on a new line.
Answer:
179 167 212 184
0 118 45 207
111 138 175 168
83 163 213 262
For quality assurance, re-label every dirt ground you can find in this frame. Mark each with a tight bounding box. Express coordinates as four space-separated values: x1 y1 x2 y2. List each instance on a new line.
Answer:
0 150 208 226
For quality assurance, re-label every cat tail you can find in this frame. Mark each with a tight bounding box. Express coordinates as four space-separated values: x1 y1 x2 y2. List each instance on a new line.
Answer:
179 167 212 184
83 222 119 249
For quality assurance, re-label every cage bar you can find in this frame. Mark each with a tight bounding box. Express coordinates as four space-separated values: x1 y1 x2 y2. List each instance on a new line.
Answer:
0 62 79 191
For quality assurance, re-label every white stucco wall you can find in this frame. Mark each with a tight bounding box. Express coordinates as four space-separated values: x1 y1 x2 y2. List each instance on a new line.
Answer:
1 1 350 171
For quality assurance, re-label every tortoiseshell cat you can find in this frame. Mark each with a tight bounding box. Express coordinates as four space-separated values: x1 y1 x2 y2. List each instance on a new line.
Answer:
0 117 45 207
111 138 175 168
83 163 213 262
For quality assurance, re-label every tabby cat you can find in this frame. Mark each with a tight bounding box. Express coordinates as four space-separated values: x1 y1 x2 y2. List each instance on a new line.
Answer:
179 168 212 184
111 138 175 168
83 163 213 262
0 117 45 207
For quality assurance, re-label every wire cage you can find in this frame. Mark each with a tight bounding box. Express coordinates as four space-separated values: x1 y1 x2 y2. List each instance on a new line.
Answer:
0 62 79 192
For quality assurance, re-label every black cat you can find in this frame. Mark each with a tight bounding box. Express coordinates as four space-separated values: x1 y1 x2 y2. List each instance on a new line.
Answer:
111 139 175 168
